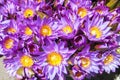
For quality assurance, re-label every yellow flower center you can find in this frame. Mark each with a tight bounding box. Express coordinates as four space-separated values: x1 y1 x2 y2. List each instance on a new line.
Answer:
25 27 33 36
62 25 73 34
23 8 34 18
77 7 87 18
7 27 16 34
40 25 52 36
47 52 63 66
20 55 34 67
80 57 91 68
4 38 14 49
103 54 114 65
90 26 102 38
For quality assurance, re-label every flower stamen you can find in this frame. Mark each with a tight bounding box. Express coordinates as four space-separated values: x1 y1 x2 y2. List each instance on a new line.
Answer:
24 8 34 18
47 52 63 66
77 7 87 18
80 57 91 68
4 38 14 49
20 55 34 67
40 25 52 36
90 26 102 38
25 27 33 36
62 25 73 34
103 54 114 65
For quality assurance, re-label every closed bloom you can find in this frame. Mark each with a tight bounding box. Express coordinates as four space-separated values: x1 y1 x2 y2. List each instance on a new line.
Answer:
71 65 87 80
93 1 109 15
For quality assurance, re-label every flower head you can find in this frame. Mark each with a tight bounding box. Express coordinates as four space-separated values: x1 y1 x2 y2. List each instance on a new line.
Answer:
36 41 75 80
100 48 120 73
74 46 100 73
84 14 112 41
3 49 35 78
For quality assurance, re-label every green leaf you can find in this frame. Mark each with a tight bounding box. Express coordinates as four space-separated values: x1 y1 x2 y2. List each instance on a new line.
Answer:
106 0 119 10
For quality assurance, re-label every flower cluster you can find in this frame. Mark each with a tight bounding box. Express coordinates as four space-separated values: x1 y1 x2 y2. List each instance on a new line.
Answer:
0 0 120 80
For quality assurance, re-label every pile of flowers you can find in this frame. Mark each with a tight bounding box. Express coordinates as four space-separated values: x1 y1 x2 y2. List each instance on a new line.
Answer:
0 0 120 80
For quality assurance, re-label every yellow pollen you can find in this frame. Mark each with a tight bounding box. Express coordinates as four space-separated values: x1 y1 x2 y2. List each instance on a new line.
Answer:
7 27 16 34
47 52 63 66
104 54 114 65
77 7 87 18
62 25 73 34
90 26 102 38
20 55 34 67
80 57 91 68
25 27 33 36
4 38 14 49
40 25 52 36
24 8 34 18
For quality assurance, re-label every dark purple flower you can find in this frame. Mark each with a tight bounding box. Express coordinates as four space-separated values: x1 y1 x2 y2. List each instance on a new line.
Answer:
93 1 110 15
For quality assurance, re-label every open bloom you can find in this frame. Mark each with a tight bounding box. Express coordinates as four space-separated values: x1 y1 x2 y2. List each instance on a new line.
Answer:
1 35 19 54
100 48 120 73
74 45 100 73
35 18 61 40
57 13 80 39
69 0 92 18
0 1 18 18
4 49 35 79
36 41 75 80
84 14 112 41
17 0 39 19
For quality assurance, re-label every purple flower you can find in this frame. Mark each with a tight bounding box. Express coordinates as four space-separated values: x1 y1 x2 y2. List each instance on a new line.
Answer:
100 48 120 73
68 0 92 18
17 0 39 19
71 65 87 80
74 46 100 73
4 49 35 79
83 14 112 41
3 20 19 36
18 20 36 40
35 18 61 40
73 35 87 47
1 36 19 53
57 13 80 39
0 1 18 18
93 1 110 15
36 41 75 80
